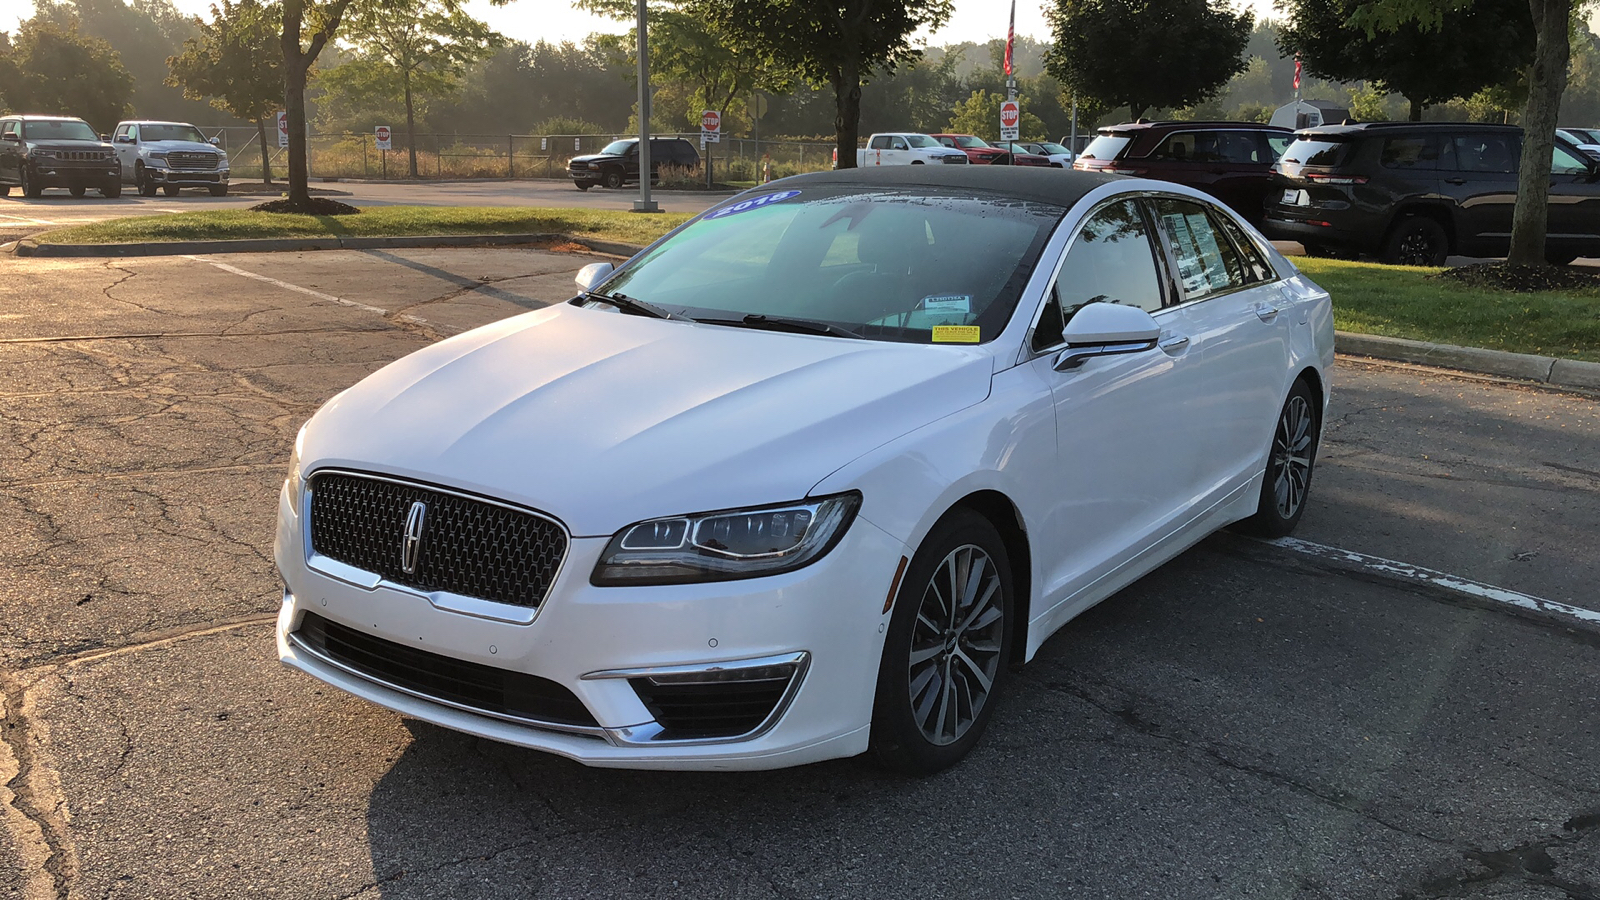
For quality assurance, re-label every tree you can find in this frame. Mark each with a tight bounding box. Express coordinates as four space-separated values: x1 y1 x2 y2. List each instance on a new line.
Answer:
580 0 788 133
947 89 1048 141
1279 0 1534 121
0 15 133 132
1355 0 1585 266
702 0 954 168
167 0 284 183
29 0 219 124
1044 0 1252 120
280 0 359 208
334 0 501 178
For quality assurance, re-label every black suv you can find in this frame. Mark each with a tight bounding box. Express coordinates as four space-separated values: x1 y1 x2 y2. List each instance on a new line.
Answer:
0 115 122 198
1072 120 1292 224
1263 123 1600 265
568 138 701 190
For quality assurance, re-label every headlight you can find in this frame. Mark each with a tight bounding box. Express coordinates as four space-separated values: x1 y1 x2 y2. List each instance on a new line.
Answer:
285 425 307 515
592 493 860 586
144 151 167 161
31 150 56 159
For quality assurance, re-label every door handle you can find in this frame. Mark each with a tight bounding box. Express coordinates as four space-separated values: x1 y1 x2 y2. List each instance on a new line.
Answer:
1158 334 1190 351
1444 178 1467 185
1254 302 1281 322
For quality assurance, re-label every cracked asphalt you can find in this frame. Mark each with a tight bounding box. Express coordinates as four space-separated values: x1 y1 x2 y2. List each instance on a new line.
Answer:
1 248 1598 899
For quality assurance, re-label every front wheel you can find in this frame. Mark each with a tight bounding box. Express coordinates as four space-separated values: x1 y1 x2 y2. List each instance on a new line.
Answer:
1546 249 1580 266
162 184 180 197
20 167 42 198
101 180 121 198
1380 216 1448 266
1234 379 1321 537
574 181 593 191
70 186 86 198
208 183 227 197
602 169 624 189
136 165 156 196
871 508 1013 776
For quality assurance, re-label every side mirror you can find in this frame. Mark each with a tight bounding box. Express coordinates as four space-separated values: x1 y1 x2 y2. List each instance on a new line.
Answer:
1 133 18 143
1053 302 1161 371
100 133 110 142
574 262 615 292
209 137 220 146
115 135 134 144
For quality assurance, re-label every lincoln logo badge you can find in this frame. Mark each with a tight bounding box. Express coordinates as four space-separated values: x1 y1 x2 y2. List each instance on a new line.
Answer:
400 501 427 574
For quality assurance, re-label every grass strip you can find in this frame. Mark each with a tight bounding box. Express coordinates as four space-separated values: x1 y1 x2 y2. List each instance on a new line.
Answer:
1296 257 1600 363
36 205 692 247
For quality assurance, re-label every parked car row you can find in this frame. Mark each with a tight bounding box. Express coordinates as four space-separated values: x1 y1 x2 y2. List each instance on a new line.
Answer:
0 114 229 199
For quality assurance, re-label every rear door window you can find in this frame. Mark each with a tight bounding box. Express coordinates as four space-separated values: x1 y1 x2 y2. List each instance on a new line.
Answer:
1381 135 1441 169
1152 198 1248 301
869 136 892 150
1552 143 1590 175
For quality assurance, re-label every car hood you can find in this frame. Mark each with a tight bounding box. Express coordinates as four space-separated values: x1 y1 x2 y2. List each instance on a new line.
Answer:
28 141 112 152
301 305 994 536
142 140 221 154
570 153 627 164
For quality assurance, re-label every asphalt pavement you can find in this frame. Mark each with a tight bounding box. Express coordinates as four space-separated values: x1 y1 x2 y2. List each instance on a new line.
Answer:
1 249 1597 899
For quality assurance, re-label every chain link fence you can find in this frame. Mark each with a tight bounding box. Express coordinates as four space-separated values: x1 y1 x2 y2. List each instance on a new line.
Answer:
195 127 837 183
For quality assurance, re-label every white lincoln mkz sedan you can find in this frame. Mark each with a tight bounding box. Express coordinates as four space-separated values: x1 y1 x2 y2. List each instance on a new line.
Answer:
275 167 1333 774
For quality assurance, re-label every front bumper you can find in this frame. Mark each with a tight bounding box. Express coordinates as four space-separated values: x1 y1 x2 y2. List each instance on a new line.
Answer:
145 166 229 187
29 163 119 187
273 480 905 770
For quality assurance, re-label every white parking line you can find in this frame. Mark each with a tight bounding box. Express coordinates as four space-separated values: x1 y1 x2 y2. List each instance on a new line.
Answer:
1265 536 1600 628
182 255 436 328
0 213 58 225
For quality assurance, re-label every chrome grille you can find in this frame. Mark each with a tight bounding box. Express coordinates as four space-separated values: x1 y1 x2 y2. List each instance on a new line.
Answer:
55 150 111 164
308 472 566 609
941 155 968 164
167 151 219 170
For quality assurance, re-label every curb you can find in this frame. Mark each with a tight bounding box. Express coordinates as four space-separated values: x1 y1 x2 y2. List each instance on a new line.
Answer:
13 233 646 259
1335 331 1600 391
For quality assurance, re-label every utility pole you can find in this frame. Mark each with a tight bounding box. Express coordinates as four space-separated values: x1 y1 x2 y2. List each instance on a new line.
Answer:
632 0 660 213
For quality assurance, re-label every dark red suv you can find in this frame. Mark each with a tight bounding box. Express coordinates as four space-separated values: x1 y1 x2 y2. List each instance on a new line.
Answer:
1072 120 1292 224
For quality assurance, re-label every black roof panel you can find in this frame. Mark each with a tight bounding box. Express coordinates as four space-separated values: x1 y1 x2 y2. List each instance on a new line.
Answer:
775 166 1123 209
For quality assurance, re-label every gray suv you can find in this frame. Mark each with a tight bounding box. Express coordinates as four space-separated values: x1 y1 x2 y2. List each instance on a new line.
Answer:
0 115 122 198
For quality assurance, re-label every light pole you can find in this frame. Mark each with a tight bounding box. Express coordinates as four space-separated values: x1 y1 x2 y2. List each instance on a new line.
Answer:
632 0 660 213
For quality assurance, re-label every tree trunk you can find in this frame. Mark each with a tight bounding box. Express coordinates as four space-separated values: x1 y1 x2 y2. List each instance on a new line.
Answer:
1409 97 1423 121
832 62 862 169
404 70 418 179
283 55 311 208
1507 0 1571 267
257 118 272 184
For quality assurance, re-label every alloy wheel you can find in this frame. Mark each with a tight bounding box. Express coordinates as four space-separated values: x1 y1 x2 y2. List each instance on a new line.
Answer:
1271 395 1315 519
1397 228 1437 266
906 544 1005 746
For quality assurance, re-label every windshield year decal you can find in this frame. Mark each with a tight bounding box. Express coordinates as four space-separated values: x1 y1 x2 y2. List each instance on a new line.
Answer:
705 189 801 220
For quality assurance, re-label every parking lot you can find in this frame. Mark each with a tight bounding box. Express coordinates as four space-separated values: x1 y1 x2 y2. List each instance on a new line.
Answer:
2 247 1598 899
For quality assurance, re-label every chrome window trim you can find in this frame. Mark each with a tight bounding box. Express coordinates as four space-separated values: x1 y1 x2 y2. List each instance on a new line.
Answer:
286 622 614 742
583 651 811 747
300 467 571 626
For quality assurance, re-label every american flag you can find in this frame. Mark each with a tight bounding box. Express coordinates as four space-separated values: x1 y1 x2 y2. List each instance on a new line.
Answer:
1004 0 1016 76
1293 56 1302 91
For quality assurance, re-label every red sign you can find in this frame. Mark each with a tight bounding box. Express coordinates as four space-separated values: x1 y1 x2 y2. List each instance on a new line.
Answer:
376 126 391 141
701 110 721 133
1000 102 1020 129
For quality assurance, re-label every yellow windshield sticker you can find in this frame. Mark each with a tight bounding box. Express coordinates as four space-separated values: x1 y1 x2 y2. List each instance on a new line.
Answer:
932 325 980 344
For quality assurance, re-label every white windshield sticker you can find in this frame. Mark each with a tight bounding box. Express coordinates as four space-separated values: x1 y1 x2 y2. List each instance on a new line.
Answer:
922 294 972 314
705 189 801 221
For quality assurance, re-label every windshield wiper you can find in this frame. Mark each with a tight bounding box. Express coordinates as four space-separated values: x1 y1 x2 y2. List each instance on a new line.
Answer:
697 314 864 339
581 291 691 321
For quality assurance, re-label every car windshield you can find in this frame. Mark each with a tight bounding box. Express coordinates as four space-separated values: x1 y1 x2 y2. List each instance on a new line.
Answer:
1280 138 1352 167
1036 142 1070 155
601 140 636 155
140 124 208 143
22 120 98 141
1078 135 1131 161
904 135 940 149
593 186 1066 344
949 135 989 149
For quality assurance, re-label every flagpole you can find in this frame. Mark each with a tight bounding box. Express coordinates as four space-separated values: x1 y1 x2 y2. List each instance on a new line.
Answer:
1004 0 1017 103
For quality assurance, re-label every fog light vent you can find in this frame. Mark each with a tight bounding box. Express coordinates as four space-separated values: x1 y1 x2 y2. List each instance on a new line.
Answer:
629 661 801 741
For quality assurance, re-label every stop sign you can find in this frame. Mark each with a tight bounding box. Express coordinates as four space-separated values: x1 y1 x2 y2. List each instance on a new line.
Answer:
376 126 390 142
702 110 721 133
1000 101 1020 129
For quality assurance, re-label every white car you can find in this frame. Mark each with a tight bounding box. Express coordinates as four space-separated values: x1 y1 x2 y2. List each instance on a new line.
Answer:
274 168 1333 774
112 120 229 196
1020 141 1077 167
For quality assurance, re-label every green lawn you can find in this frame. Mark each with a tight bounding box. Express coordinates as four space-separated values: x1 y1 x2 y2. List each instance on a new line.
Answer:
36 205 691 247
1296 257 1600 363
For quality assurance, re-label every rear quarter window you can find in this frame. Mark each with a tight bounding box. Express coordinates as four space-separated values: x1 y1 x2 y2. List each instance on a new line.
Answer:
1079 135 1132 161
1279 138 1352 168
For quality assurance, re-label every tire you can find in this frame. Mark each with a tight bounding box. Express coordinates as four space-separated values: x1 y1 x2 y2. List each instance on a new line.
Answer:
574 181 592 191
70 186 86 198
101 180 121 198
1380 215 1448 267
0 185 9 197
1234 379 1321 538
20 167 41 198
910 160 925 165
870 508 1014 776
208 183 227 197
1302 242 1356 260
1546 249 1580 266
602 168 624 190
136 165 156 197
162 184 180 197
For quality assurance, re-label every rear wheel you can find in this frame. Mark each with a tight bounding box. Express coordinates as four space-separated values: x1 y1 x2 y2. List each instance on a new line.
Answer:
0 184 9 197
1546 249 1580 266
1380 215 1448 266
1234 379 1321 537
871 508 1013 776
